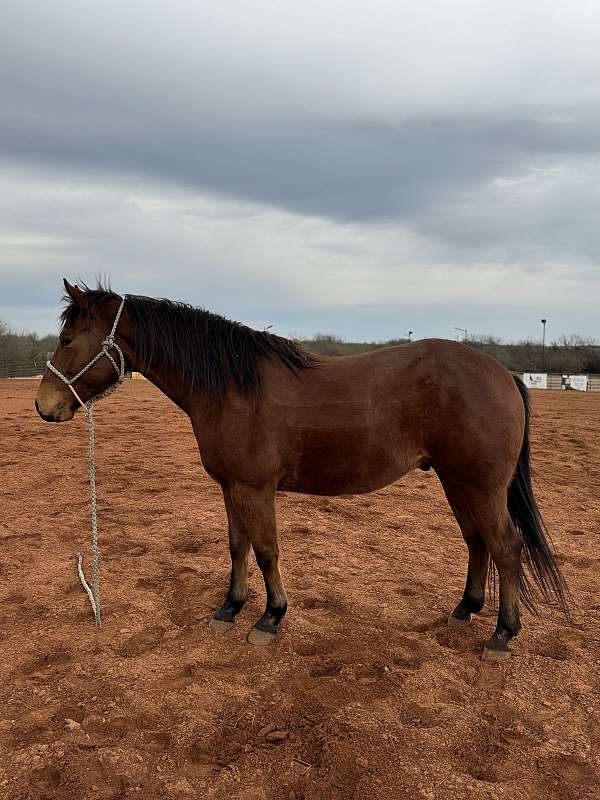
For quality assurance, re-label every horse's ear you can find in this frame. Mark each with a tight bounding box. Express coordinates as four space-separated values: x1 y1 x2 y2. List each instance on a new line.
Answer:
63 279 88 308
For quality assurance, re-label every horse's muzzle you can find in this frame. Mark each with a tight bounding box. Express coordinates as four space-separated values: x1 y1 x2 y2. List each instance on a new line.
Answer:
34 398 75 423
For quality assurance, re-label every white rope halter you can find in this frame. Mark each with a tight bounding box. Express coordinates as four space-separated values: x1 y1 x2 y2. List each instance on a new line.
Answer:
46 295 127 628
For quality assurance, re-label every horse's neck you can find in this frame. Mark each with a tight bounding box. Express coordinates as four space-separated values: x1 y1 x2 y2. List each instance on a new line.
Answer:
124 344 194 414
135 363 205 415
122 340 216 419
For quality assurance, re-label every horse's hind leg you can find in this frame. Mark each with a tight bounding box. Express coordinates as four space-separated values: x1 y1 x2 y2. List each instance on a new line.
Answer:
228 482 288 646
210 486 250 633
480 509 523 661
449 535 489 627
443 484 489 627
443 483 522 660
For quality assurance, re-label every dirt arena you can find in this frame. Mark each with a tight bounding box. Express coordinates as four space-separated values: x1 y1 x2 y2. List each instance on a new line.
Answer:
0 379 599 800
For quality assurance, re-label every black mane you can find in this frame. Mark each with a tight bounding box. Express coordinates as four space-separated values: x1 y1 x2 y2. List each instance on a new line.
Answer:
61 284 315 400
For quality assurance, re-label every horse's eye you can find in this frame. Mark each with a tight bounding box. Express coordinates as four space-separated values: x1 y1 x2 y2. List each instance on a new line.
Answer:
60 337 72 348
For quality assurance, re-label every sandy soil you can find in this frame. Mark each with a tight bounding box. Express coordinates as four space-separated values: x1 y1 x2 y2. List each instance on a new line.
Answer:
0 378 599 800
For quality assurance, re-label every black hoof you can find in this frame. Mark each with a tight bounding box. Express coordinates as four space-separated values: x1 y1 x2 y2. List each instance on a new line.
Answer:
482 644 511 662
247 627 276 646
253 600 287 634
247 612 282 646
482 632 512 662
253 615 279 635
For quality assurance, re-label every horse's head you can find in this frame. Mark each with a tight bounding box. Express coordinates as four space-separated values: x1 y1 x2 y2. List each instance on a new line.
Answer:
36 280 127 422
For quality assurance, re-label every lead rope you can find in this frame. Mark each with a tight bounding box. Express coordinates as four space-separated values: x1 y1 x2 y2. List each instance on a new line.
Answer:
47 296 127 629
76 402 101 626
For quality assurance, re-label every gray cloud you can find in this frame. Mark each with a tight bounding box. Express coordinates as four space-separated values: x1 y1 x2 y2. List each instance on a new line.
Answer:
3 65 599 228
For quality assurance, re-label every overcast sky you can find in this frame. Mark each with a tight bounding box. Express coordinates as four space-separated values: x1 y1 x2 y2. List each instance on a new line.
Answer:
1 1 599 342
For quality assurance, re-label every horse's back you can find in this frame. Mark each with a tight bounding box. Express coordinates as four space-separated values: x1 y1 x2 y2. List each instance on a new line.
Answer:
263 339 521 494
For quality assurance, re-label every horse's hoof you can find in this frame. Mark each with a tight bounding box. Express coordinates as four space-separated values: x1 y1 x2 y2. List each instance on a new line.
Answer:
448 613 471 628
247 627 276 647
481 645 511 662
209 617 234 634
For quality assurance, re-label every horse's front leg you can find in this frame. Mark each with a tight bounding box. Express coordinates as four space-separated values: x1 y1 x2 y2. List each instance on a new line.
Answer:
209 486 250 633
229 481 287 646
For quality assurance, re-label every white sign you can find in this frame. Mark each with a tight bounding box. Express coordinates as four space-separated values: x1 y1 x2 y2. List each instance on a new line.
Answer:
563 374 588 392
522 373 548 389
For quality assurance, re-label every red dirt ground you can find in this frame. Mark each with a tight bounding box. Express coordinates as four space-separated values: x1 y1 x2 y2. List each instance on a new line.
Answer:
1 378 599 800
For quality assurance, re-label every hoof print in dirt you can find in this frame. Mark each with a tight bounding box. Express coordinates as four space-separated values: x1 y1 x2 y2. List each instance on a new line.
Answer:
116 625 165 658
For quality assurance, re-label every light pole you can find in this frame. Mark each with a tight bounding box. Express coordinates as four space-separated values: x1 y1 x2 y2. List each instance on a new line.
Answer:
541 318 547 370
454 326 468 343
406 330 413 342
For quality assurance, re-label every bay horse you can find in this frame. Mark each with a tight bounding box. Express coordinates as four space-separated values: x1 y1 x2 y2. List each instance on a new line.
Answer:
36 280 568 661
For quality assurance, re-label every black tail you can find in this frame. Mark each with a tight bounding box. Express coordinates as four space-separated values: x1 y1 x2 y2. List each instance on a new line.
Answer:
508 376 570 616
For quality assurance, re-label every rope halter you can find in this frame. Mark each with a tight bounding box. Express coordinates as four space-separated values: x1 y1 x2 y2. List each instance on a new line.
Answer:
45 294 127 629
46 295 127 412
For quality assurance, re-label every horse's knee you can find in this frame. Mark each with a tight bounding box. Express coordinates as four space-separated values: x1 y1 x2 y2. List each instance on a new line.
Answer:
253 543 278 570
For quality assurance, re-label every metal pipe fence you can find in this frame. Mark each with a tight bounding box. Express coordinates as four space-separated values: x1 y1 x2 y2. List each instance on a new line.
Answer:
0 362 47 378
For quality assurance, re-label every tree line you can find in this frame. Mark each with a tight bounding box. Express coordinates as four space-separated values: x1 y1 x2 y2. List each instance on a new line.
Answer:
466 334 600 375
0 321 58 377
299 333 600 374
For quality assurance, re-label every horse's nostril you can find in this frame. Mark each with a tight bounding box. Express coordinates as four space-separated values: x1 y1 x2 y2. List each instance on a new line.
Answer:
35 399 56 422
